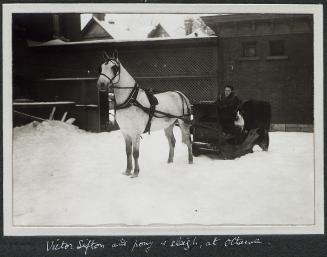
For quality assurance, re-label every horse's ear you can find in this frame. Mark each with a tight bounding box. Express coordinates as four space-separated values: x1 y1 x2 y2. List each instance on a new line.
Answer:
113 49 119 60
103 51 110 61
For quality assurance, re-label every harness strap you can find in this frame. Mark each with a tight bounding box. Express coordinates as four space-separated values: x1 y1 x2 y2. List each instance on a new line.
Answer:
143 89 158 134
143 106 155 134
115 83 139 110
113 85 191 133
174 91 191 117
131 100 155 134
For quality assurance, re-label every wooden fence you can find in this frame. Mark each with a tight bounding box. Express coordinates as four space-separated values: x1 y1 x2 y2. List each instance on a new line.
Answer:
15 37 220 131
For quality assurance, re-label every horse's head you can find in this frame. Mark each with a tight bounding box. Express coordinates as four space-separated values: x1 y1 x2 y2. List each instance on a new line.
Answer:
97 50 121 91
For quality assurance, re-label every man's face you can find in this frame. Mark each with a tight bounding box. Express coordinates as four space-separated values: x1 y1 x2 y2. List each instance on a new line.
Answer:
224 87 232 97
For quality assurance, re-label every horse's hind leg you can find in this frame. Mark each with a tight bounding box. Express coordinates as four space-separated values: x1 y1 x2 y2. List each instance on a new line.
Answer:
164 123 176 163
178 120 193 164
122 133 133 176
131 135 141 178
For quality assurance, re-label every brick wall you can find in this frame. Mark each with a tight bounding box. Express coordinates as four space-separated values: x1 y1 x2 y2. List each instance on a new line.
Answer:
202 14 314 127
220 33 313 124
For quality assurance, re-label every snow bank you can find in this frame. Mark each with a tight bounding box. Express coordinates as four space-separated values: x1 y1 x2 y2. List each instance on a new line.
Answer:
13 121 314 227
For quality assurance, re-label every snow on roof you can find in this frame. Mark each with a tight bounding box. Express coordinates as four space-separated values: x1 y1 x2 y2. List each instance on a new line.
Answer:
83 17 184 40
103 14 188 39
30 35 218 47
146 22 185 38
27 38 67 47
130 25 151 39
88 17 133 40
186 28 212 38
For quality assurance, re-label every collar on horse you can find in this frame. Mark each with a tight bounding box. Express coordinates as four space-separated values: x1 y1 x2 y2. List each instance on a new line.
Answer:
113 83 156 134
114 83 140 110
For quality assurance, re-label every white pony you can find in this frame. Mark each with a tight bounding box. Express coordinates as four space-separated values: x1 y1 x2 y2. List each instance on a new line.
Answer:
97 51 193 177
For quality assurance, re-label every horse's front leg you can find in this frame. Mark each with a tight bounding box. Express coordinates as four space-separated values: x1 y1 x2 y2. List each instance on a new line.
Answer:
179 121 193 164
122 133 133 176
131 135 141 178
164 123 176 163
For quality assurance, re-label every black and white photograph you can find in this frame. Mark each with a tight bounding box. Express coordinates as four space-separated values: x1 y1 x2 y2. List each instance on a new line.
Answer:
3 4 324 236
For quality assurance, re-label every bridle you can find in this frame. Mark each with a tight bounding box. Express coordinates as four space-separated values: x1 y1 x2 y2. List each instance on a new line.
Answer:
98 58 121 88
99 58 136 91
98 58 139 109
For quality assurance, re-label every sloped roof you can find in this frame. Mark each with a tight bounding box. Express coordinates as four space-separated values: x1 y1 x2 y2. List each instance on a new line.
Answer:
156 21 186 38
81 15 197 40
147 23 170 37
133 22 185 39
81 17 133 40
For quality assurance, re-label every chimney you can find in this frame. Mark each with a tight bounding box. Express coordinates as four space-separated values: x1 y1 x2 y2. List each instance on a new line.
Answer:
184 18 193 35
53 13 81 41
93 13 105 21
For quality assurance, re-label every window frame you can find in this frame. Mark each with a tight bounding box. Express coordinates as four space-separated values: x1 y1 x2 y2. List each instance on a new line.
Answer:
269 40 286 57
242 41 257 58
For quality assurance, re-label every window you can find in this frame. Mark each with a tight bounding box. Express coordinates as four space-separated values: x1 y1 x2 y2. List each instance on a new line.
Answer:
242 42 257 57
269 40 285 56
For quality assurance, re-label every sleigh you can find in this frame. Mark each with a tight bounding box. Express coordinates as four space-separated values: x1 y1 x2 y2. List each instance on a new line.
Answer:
191 101 260 159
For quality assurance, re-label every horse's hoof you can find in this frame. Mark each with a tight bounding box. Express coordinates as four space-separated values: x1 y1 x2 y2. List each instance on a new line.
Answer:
123 171 132 176
189 159 193 164
130 170 139 178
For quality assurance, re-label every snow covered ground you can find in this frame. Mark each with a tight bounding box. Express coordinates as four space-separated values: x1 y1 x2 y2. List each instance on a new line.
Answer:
13 121 314 227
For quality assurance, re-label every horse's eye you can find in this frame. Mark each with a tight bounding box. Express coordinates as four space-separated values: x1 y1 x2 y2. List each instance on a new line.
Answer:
112 65 119 75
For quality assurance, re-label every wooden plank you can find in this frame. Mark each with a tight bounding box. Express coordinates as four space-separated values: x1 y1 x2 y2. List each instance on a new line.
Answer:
14 110 46 122
13 101 76 108
41 78 97 81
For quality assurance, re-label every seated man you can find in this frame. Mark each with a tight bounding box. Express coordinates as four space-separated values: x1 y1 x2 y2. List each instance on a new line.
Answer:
217 85 242 139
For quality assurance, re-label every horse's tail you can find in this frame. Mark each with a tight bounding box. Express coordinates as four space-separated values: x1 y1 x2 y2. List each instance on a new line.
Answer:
174 91 192 122
174 91 193 146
